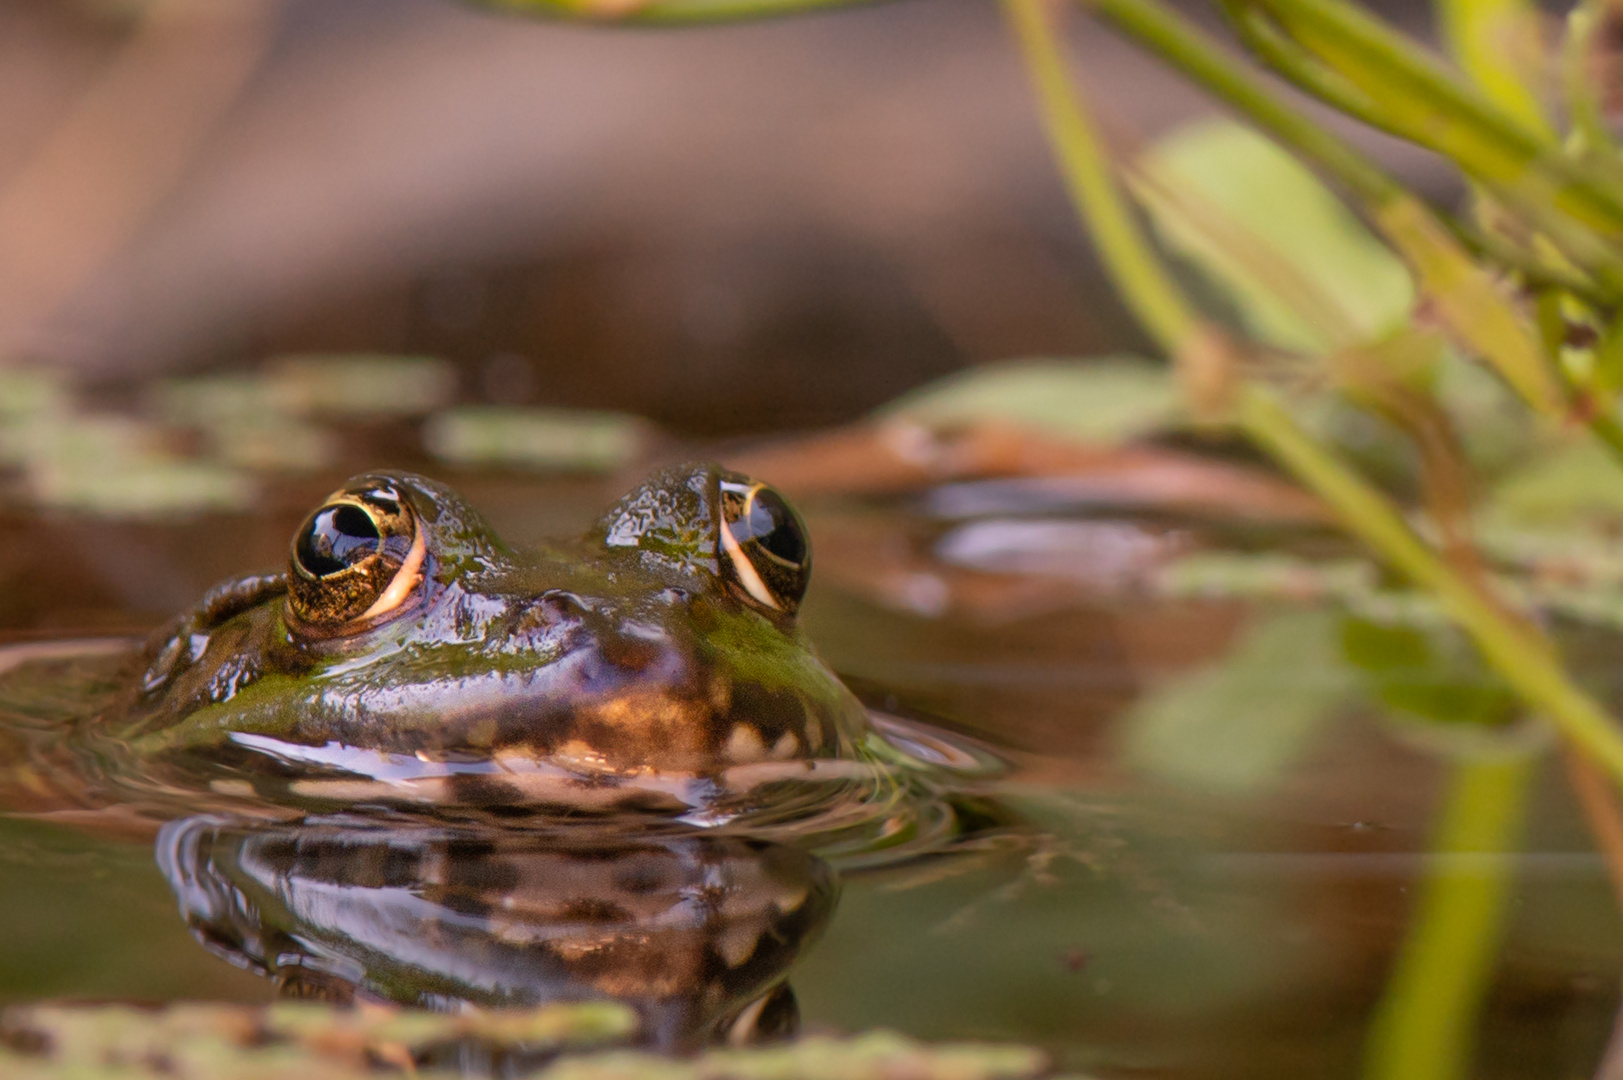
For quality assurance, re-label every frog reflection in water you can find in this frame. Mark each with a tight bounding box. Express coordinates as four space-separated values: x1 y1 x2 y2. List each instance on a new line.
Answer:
113 462 875 814
161 817 837 1050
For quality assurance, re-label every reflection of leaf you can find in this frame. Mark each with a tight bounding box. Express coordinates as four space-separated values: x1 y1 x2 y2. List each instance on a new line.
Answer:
879 357 1178 446
1341 617 1519 728
1121 610 1359 793
1136 121 1413 354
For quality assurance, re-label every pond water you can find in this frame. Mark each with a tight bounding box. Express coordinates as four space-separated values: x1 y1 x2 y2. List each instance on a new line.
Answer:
2 458 1621 1080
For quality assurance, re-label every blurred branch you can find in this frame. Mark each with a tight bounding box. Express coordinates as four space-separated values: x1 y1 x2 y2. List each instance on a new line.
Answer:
1564 0 1621 161
1435 0 1550 135
0 0 281 358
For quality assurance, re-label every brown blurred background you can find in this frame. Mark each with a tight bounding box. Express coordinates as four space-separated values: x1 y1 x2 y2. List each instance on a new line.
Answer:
0 0 1457 435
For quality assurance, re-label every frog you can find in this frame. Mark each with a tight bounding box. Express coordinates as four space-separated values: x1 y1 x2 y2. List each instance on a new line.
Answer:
160 814 835 1049
92 462 878 816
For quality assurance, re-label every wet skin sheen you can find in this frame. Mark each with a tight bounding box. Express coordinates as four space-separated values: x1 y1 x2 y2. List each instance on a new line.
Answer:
108 464 872 809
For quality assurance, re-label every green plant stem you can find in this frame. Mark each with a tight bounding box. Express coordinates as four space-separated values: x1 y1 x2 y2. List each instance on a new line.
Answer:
1223 1 1387 129
1003 0 1196 352
1564 0 1619 160
1363 752 1535 1080
1082 0 1400 205
1081 0 1572 416
1018 0 1623 782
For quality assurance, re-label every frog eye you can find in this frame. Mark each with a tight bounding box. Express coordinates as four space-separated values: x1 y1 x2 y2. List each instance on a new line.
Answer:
718 479 810 614
287 487 425 629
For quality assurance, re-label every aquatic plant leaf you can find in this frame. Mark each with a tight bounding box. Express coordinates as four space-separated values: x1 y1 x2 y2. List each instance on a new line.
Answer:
1136 121 1414 354
424 405 649 473
1121 609 1360 793
879 357 1178 446
1340 616 1520 728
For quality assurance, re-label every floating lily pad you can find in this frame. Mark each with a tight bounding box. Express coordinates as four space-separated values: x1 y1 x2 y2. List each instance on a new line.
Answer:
878 358 1178 446
150 375 338 472
9 414 254 518
424 406 649 473
267 354 458 418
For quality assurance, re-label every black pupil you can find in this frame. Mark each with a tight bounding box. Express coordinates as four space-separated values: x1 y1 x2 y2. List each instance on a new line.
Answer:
741 490 805 567
297 504 381 577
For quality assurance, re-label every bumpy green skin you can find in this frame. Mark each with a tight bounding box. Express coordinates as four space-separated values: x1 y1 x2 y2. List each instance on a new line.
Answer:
112 465 869 781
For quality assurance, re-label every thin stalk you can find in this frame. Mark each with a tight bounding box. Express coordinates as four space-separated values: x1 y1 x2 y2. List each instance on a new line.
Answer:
1019 0 1623 781
1081 0 1402 205
1223 0 1387 130
1563 0 1620 161
1004 0 1197 352
1362 753 1535 1080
